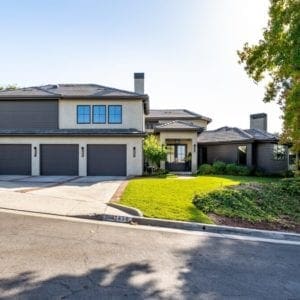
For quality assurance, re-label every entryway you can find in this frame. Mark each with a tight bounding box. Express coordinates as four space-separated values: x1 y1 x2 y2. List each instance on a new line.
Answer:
166 144 191 172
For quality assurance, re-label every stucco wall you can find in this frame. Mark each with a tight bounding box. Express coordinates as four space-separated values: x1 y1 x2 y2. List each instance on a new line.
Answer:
59 99 145 131
0 136 143 176
256 143 288 174
159 131 198 173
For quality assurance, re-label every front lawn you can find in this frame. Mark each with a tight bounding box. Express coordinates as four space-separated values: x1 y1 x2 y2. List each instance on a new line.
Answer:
120 175 278 223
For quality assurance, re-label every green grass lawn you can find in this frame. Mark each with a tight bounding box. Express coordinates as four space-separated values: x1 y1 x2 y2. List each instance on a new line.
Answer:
120 175 278 223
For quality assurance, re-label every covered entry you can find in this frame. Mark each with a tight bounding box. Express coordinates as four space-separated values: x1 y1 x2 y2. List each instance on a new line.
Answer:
0 144 31 175
40 144 79 175
166 144 190 171
87 144 127 176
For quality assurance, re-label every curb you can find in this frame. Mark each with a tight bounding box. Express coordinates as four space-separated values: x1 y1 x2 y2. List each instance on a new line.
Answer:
101 214 300 242
107 202 143 217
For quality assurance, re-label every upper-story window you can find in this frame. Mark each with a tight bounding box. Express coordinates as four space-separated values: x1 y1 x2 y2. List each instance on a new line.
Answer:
93 105 106 124
77 105 91 124
108 105 122 124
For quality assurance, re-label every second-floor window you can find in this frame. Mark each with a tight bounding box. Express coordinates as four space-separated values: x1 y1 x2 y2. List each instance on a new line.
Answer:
108 105 122 124
77 105 91 124
93 105 106 124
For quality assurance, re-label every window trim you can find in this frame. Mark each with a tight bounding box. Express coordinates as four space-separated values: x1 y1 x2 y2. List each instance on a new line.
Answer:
92 105 106 124
77 105 91 124
108 105 122 124
273 144 286 161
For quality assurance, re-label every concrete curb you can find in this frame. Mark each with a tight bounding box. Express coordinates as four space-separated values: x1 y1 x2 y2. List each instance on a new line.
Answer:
107 202 143 217
101 214 300 242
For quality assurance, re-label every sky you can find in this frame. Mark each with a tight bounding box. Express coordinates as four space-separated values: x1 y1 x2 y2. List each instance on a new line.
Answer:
0 0 282 132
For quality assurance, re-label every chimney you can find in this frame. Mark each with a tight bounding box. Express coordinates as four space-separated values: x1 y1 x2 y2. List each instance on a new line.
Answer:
250 113 267 131
134 73 144 94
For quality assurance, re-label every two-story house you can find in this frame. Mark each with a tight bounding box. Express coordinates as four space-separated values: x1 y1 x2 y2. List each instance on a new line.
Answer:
0 73 148 176
0 72 288 176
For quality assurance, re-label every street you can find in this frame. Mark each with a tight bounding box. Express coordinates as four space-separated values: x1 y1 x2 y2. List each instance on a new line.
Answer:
0 210 299 299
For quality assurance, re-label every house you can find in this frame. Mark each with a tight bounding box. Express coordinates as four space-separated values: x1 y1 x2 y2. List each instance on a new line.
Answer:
0 72 288 176
0 73 149 176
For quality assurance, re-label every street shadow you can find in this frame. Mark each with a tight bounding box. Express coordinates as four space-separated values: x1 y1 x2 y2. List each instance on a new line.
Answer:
0 262 162 299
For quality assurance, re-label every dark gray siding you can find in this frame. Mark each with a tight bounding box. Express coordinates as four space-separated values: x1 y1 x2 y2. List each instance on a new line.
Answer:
0 100 58 129
256 143 288 174
87 145 127 176
0 144 31 175
204 144 253 166
40 144 79 175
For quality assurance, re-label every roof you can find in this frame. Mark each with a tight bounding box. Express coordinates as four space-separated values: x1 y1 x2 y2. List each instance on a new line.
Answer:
0 128 146 137
198 127 278 144
0 84 150 114
154 120 204 132
147 109 211 123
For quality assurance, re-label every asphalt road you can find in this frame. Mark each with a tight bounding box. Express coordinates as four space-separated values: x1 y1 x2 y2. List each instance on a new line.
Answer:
0 211 299 300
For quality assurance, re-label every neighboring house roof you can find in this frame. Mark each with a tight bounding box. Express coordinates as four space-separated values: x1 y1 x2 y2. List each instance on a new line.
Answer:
154 120 204 132
0 84 150 114
0 128 145 137
198 126 279 144
147 109 212 123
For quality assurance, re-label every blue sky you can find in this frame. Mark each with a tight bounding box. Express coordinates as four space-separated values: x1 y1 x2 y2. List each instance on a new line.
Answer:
0 0 282 132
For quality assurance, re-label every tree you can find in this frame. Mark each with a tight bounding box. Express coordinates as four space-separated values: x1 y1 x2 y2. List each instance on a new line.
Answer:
0 84 17 91
143 135 167 169
237 0 300 168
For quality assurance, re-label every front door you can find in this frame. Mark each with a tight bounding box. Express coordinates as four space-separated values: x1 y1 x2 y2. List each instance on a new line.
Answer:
166 144 189 171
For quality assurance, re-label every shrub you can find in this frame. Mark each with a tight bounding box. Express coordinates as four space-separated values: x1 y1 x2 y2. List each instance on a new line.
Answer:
236 165 251 176
198 164 213 175
212 161 227 174
225 163 239 175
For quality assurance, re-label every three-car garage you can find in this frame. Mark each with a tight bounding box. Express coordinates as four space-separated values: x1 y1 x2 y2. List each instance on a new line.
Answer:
0 142 133 176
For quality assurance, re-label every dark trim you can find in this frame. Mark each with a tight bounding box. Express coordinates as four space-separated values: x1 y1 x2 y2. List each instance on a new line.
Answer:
92 105 106 124
198 139 254 146
0 132 146 137
134 73 144 79
155 128 203 132
108 105 122 124
77 105 91 124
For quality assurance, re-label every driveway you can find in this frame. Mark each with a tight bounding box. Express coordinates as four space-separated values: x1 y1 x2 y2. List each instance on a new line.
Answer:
0 175 130 217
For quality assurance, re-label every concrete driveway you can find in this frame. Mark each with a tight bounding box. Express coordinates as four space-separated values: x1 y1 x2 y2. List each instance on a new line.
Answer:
0 175 130 217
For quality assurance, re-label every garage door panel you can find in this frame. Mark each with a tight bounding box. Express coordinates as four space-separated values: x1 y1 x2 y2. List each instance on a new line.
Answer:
87 145 126 176
40 144 79 176
0 144 31 175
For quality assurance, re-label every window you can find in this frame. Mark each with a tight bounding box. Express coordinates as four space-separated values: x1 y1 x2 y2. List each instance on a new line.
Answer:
273 144 286 160
238 145 247 165
177 145 186 162
77 105 91 124
93 105 106 124
167 145 175 163
166 144 186 163
108 105 122 124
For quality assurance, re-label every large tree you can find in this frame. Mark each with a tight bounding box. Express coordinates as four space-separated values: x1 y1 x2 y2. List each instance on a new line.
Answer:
0 85 17 91
238 0 300 158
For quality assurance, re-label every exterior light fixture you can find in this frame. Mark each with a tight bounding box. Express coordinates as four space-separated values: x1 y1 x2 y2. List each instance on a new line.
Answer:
34 147 37 157
133 146 136 158
81 146 85 158
193 144 196 153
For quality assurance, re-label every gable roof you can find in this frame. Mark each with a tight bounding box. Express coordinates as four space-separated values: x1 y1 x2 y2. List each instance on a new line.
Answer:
154 120 204 132
0 84 150 113
198 126 278 144
147 109 211 123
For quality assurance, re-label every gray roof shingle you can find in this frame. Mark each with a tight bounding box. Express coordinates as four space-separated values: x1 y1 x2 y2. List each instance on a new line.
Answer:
147 109 211 122
154 120 204 132
198 126 278 144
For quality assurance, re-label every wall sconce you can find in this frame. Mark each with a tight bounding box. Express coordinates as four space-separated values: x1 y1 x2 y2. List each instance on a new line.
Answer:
193 144 196 153
133 146 136 158
81 146 85 158
34 146 37 157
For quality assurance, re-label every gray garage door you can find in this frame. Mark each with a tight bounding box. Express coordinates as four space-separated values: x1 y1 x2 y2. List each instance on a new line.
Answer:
87 145 126 176
0 144 31 175
40 144 79 176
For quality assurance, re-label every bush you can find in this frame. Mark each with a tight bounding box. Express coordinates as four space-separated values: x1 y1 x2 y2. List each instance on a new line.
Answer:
212 161 227 174
198 164 213 175
225 163 239 175
236 165 252 176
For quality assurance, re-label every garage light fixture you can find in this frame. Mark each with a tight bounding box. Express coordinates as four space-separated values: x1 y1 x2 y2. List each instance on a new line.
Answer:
133 146 136 158
193 144 196 153
34 147 37 157
81 146 85 158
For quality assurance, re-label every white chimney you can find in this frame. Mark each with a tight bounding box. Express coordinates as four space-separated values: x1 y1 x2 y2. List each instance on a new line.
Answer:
134 73 144 94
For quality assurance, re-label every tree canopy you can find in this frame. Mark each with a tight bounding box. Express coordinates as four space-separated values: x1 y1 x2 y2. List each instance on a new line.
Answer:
143 134 167 168
237 0 300 153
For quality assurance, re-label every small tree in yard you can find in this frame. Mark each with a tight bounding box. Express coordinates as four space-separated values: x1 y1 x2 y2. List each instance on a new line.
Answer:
143 135 167 169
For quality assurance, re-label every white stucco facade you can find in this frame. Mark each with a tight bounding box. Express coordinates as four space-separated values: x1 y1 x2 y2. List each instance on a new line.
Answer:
59 99 145 131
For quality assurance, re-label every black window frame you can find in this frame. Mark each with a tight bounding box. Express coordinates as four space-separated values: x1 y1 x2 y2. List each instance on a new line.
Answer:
77 105 91 124
237 145 247 165
273 144 286 160
92 105 106 124
108 105 122 124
